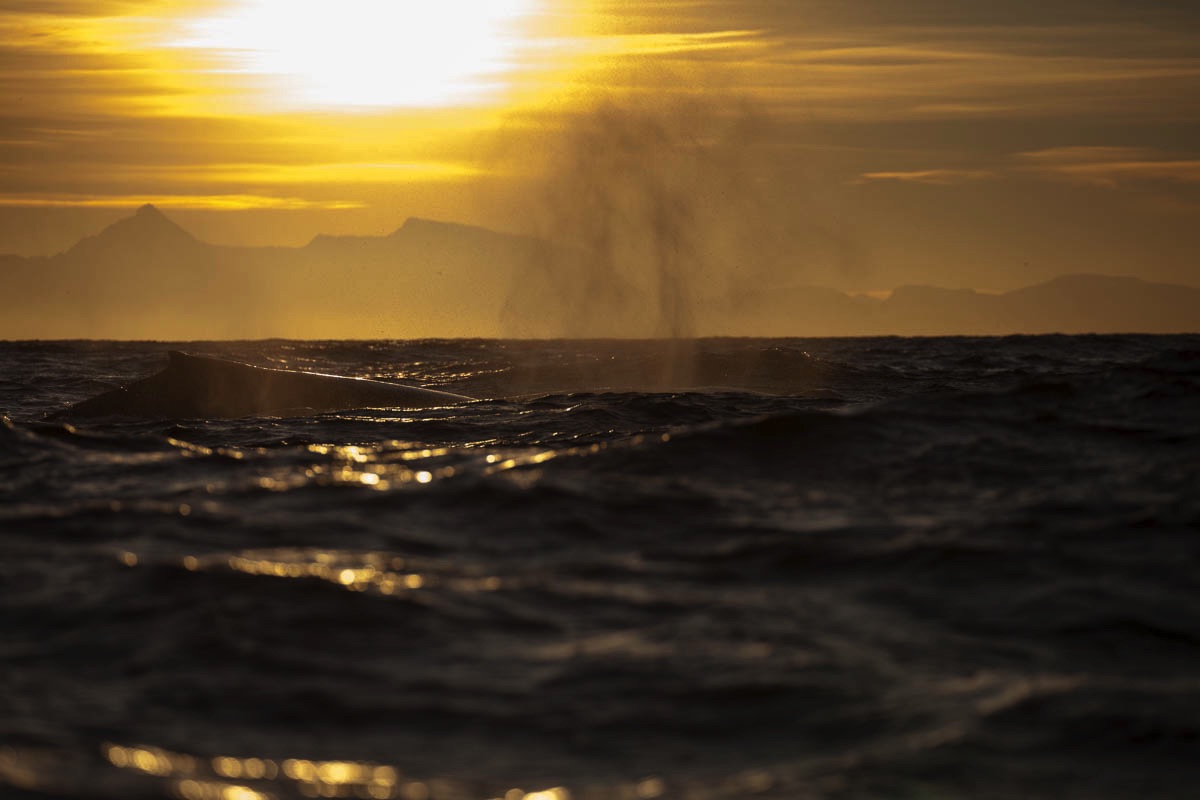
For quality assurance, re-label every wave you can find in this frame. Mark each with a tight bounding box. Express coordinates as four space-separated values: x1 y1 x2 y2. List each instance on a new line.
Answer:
2 336 1199 800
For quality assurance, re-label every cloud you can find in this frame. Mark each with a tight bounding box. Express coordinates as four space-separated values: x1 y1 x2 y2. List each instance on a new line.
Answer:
2 0 1200 238
1014 146 1200 186
0 193 363 210
856 169 996 185
630 0 1200 31
1016 146 1151 164
0 1 152 13
854 146 1200 189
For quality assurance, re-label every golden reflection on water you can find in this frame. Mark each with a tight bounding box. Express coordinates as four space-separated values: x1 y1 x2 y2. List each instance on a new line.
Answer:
160 432 677 500
176 779 272 800
102 743 577 800
0 746 53 792
106 744 198 777
168 548 502 597
92 437 703 799
256 443 464 492
305 444 450 462
163 422 678 500
287 438 672 491
168 437 250 461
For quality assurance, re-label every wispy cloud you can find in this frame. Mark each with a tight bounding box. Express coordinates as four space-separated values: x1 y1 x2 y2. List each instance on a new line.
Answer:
855 145 1200 190
1014 146 1200 186
0 193 364 210
855 169 996 185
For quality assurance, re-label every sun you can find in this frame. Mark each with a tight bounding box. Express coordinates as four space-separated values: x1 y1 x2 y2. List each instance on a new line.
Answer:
171 0 543 110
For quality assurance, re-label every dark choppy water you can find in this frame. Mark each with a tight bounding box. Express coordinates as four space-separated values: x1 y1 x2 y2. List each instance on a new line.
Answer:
2 336 1199 800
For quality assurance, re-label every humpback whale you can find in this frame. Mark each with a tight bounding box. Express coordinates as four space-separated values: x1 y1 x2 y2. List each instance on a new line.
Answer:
55 351 474 419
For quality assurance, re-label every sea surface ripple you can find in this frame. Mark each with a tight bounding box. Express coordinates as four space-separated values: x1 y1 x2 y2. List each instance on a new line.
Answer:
1 336 1198 799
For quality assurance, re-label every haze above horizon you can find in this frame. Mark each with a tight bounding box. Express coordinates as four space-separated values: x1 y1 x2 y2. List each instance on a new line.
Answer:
2 1 1200 306
3 202 1196 339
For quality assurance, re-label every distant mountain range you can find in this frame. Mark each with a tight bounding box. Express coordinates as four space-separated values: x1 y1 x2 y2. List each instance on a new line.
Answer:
1 204 1196 338
726 274 1200 337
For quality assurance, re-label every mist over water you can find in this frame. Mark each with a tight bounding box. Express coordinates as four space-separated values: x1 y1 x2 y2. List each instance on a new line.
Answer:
493 93 789 389
501 95 777 342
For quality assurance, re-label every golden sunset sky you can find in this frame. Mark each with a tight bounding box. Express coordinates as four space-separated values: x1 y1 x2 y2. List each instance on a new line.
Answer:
2 0 1199 292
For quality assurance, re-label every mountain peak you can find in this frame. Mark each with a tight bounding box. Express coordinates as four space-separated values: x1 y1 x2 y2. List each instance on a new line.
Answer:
127 202 183 232
394 217 490 236
391 217 518 250
67 203 198 257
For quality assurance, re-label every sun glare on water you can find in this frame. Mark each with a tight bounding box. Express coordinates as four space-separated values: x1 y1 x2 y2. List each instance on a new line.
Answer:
171 0 543 110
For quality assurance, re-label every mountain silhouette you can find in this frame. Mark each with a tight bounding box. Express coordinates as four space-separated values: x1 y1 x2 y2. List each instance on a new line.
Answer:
1 205 1196 338
0 206 540 339
65 203 200 260
874 275 1200 336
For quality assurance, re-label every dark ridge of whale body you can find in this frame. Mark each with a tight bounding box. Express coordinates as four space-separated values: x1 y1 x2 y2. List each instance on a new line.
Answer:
55 351 474 419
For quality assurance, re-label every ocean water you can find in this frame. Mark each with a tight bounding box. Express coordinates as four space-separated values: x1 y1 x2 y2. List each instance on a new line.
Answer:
1 336 1198 800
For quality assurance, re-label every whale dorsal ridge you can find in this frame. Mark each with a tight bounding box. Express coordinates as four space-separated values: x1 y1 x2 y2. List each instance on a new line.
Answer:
167 351 230 370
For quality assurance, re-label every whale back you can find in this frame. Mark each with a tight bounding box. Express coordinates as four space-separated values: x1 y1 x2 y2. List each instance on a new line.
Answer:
56 351 472 419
